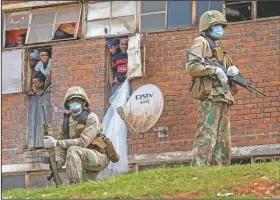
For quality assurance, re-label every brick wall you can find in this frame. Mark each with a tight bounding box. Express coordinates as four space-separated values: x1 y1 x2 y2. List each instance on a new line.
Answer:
50 39 108 137
2 18 279 165
2 93 29 164
128 18 280 154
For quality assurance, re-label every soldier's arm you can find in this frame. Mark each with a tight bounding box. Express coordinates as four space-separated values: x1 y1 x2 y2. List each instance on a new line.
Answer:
55 123 66 165
186 38 217 77
57 113 99 149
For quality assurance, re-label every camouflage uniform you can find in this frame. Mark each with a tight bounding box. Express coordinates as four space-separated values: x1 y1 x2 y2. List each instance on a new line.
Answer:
186 10 238 166
55 86 110 183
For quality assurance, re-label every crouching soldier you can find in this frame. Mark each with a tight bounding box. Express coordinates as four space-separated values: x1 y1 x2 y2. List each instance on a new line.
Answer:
43 86 119 184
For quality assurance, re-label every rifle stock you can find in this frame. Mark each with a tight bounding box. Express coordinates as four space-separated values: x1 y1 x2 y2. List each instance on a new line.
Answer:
187 51 266 97
42 106 63 187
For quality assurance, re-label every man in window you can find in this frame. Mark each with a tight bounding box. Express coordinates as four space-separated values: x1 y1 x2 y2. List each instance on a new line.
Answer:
108 39 131 97
33 49 52 96
186 10 239 166
7 33 26 48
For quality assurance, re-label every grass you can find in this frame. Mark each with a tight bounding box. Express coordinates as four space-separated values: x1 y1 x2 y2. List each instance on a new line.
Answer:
2 162 280 199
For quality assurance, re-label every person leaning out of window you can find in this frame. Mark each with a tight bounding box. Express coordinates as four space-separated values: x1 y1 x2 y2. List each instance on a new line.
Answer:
32 48 52 96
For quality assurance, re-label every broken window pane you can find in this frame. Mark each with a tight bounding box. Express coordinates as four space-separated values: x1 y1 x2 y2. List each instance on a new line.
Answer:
2 50 23 94
27 25 53 43
257 1 280 18
31 9 56 25
56 5 80 23
167 1 192 29
141 13 165 32
225 1 252 22
197 1 223 22
141 1 166 13
112 1 136 17
6 11 29 30
111 16 135 35
86 19 110 37
87 2 110 21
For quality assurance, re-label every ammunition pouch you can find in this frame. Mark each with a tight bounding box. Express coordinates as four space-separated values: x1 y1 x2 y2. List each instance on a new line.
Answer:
88 135 120 163
89 135 107 154
212 47 224 62
104 138 120 163
190 76 213 100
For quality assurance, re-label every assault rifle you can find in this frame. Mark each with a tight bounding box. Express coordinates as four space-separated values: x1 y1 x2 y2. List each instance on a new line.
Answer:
187 51 266 97
42 106 63 187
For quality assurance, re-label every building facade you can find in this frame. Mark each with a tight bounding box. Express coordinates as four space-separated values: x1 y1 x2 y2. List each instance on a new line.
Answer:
2 1 280 189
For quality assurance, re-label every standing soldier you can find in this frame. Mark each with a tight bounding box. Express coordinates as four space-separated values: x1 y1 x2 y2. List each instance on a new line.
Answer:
43 86 119 184
186 10 239 166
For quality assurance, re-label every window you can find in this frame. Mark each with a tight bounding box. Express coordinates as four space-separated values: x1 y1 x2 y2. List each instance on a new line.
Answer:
197 1 223 22
257 1 280 18
225 1 252 22
140 1 166 32
26 5 81 44
4 10 29 47
2 50 23 94
86 1 137 38
3 4 82 46
140 1 223 32
167 1 193 29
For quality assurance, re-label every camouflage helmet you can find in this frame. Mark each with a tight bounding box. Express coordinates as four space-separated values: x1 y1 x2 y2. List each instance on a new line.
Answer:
199 10 227 32
63 86 90 110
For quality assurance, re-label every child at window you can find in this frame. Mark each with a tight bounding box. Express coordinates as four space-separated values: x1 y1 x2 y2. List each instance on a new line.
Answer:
32 71 46 95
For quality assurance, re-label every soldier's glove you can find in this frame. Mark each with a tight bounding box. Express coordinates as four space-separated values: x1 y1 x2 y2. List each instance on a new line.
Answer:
56 160 64 170
43 136 57 148
227 65 239 76
215 67 228 84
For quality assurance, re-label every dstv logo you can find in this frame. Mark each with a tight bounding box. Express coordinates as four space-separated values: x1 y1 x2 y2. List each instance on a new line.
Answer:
135 92 155 100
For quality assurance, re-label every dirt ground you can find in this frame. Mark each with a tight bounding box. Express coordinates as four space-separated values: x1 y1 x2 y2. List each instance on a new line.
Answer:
164 177 280 199
230 177 280 198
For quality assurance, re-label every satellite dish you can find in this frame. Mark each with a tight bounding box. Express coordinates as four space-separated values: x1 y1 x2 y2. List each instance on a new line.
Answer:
117 84 164 135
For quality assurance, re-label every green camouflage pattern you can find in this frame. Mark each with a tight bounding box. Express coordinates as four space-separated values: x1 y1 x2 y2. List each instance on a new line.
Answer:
66 146 109 183
191 100 231 166
63 86 90 110
55 111 109 183
199 10 227 32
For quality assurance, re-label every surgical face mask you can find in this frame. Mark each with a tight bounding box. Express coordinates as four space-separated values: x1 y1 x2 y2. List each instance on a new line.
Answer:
209 25 225 40
69 102 82 116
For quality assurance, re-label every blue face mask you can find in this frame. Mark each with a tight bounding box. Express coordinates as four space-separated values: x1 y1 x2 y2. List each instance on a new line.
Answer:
69 102 82 115
209 25 225 39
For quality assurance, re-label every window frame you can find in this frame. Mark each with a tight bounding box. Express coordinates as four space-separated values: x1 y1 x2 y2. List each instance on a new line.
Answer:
25 4 82 44
84 1 138 39
2 8 31 48
139 1 225 33
2 3 82 47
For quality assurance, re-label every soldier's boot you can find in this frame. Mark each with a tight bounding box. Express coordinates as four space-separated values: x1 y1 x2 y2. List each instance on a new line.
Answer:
70 179 80 185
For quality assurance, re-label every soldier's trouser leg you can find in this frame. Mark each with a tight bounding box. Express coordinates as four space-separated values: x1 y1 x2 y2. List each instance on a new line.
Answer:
191 100 231 166
66 146 110 183
211 103 231 165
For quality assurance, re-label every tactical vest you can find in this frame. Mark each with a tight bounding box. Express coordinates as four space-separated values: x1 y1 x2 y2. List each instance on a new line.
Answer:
62 109 120 163
189 33 233 100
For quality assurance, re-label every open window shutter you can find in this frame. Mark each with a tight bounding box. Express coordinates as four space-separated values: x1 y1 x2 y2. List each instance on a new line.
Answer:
127 33 143 79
